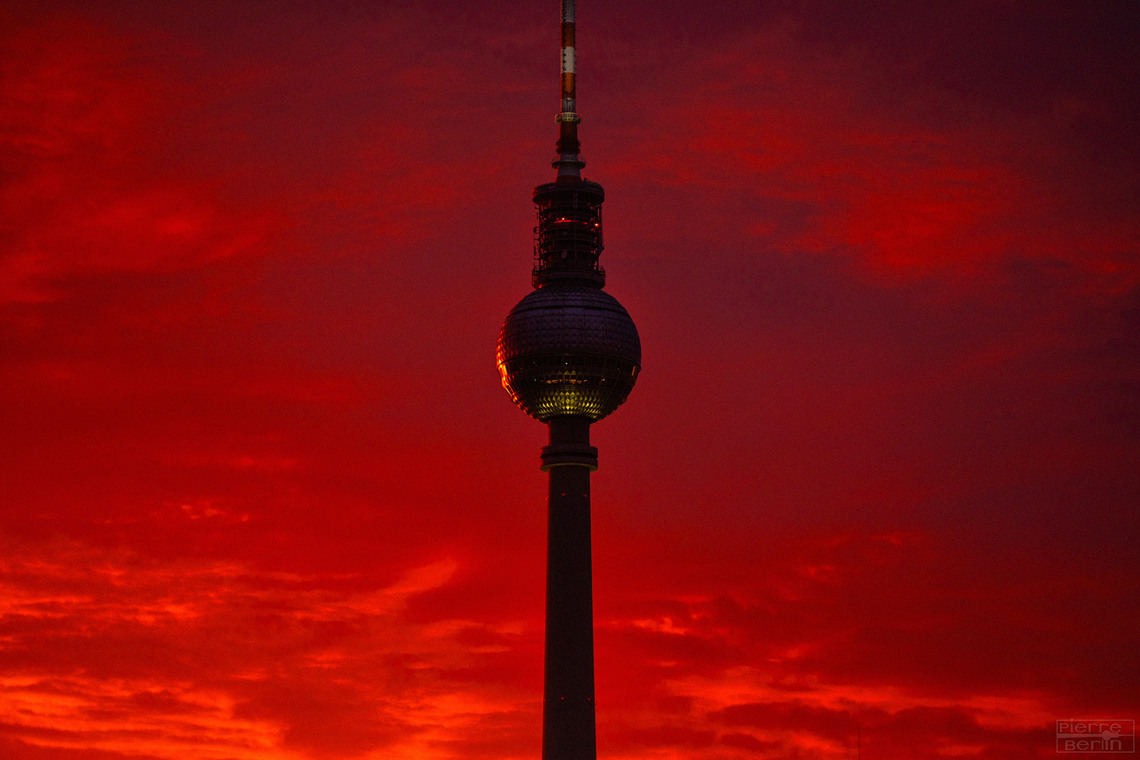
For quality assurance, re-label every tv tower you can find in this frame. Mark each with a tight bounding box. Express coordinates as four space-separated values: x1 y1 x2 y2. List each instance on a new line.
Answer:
495 1 641 758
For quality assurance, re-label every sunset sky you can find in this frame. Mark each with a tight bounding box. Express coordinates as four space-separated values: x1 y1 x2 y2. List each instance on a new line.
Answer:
2 1 1138 758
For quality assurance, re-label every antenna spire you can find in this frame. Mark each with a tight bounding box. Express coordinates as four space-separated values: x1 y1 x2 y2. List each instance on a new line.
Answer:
554 0 584 179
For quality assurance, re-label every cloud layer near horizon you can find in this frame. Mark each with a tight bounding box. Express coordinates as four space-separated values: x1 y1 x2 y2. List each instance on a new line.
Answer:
2 2 1137 759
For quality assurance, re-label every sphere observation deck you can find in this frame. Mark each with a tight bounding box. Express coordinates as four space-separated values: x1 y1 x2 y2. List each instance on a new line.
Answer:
497 286 640 422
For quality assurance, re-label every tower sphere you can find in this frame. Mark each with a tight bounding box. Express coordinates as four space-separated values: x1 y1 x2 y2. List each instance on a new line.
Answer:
497 285 641 422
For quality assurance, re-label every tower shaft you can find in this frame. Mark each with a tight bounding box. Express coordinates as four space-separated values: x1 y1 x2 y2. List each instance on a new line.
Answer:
540 416 598 760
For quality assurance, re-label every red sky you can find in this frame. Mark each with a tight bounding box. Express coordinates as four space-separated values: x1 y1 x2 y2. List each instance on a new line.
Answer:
2 2 1138 758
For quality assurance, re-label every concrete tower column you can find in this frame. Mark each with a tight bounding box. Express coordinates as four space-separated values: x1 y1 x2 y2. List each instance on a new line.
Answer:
540 416 597 760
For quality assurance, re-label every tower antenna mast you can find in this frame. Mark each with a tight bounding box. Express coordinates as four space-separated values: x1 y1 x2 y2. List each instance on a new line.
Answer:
555 0 584 179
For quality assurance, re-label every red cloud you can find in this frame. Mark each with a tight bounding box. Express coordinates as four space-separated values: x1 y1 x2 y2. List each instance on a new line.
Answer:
0 19 282 304
0 540 537 760
597 24 1139 290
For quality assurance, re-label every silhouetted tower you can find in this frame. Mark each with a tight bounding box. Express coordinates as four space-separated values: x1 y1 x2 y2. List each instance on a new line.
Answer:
496 2 641 759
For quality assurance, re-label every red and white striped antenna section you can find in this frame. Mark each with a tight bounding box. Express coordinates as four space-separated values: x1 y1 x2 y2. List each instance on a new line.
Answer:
554 0 585 179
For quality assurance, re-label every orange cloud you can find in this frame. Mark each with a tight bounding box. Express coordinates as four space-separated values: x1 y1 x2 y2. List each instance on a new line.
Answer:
0 540 538 760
